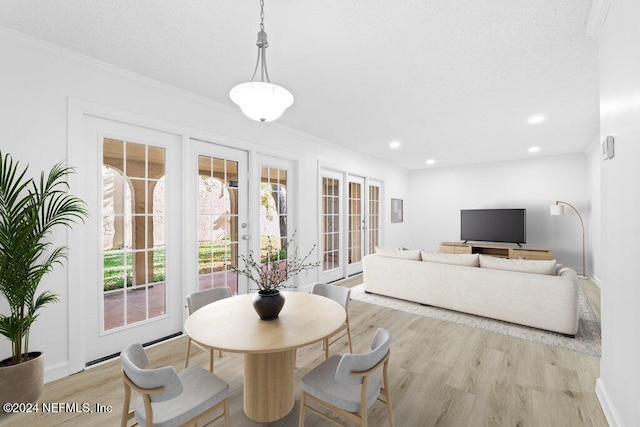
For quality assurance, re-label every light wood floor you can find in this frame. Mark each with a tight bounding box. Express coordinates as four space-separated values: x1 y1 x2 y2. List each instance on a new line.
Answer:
2 279 606 426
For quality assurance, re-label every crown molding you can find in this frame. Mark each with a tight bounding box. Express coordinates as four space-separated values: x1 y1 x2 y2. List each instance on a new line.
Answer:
586 0 612 39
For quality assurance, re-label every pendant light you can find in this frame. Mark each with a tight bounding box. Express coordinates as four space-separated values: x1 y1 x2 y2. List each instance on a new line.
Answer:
230 0 294 122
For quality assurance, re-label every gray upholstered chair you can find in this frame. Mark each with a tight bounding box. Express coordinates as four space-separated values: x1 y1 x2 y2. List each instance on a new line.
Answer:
120 343 230 427
299 328 394 427
312 283 353 359
185 286 233 372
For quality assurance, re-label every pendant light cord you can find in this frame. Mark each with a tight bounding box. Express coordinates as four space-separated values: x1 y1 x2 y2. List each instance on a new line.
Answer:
260 0 265 32
250 0 271 83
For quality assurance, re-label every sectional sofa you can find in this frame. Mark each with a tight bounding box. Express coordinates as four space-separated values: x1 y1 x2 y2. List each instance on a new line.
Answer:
362 250 580 335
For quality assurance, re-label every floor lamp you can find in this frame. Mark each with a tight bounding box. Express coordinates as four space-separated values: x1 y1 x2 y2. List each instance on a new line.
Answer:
549 200 586 278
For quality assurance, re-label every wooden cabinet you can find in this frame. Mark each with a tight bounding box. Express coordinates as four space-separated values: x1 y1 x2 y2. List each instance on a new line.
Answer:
508 247 553 260
439 242 472 254
439 242 553 260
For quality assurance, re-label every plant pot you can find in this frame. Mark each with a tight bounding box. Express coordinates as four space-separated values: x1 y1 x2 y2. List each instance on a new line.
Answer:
0 352 44 409
252 289 286 320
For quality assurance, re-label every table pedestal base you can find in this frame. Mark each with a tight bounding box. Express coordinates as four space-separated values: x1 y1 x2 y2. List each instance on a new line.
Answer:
243 349 295 422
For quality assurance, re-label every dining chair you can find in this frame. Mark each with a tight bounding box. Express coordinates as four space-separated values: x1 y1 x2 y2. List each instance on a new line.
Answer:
299 328 394 427
120 342 230 427
312 283 353 358
185 286 233 372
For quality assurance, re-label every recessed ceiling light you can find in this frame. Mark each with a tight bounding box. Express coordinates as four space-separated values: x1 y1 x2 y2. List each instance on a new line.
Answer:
426 159 435 165
528 115 545 124
528 146 540 153
389 141 401 149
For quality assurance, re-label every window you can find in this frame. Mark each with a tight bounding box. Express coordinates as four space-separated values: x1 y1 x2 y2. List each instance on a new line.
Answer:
368 184 380 253
348 181 363 264
322 177 341 271
102 138 166 330
197 155 239 293
260 166 288 263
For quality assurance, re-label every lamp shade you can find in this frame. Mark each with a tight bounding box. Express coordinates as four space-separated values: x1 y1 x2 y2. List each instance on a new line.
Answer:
230 82 294 122
549 204 565 216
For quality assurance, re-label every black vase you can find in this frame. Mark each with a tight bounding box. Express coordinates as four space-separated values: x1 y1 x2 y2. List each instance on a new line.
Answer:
252 289 285 320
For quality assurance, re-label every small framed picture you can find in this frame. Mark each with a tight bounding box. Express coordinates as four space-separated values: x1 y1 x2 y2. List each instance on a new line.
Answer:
391 198 403 223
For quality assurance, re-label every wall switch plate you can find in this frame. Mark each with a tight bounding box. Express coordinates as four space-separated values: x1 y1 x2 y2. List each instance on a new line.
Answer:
602 135 615 160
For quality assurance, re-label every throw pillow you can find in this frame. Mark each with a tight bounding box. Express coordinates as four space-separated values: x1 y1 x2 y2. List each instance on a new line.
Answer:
478 255 556 275
420 251 479 267
375 247 421 260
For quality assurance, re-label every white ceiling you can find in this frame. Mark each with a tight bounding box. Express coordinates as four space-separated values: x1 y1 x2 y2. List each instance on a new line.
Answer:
0 0 599 170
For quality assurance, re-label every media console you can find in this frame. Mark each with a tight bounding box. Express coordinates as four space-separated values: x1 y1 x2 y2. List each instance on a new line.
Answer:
439 242 553 260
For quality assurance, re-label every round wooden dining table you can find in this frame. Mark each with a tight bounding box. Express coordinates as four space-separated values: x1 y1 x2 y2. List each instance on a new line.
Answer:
184 291 346 423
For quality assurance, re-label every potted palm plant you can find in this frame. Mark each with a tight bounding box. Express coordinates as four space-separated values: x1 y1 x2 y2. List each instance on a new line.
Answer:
0 151 88 407
233 232 320 319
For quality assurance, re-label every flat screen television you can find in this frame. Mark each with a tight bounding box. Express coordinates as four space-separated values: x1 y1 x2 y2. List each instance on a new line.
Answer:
460 209 526 244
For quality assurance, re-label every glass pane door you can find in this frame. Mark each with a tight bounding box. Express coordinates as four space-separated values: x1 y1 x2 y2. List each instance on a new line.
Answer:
368 181 381 254
197 155 240 293
347 176 365 275
102 139 167 330
187 141 248 297
255 155 296 290
319 170 345 282
84 116 182 365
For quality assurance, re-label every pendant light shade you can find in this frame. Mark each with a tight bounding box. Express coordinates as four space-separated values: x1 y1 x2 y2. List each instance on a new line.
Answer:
230 0 293 122
230 82 293 122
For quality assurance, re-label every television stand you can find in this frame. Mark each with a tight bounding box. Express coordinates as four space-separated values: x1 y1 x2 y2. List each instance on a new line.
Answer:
439 242 553 260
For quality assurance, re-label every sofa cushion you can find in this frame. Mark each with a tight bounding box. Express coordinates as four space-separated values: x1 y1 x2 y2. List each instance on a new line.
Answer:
479 255 556 275
420 251 479 267
375 247 421 260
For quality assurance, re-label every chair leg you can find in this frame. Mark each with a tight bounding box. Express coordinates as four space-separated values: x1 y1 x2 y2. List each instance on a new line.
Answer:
360 377 369 427
383 362 394 427
298 391 306 427
121 382 131 427
346 319 353 353
324 337 329 360
223 397 231 426
218 349 223 357
142 395 154 427
209 348 215 373
185 338 192 368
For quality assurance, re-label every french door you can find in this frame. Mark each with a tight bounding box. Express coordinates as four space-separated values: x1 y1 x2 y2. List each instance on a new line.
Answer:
346 175 365 276
319 169 382 283
85 117 183 363
71 107 295 367
367 180 382 254
319 170 345 283
253 154 296 290
185 140 249 297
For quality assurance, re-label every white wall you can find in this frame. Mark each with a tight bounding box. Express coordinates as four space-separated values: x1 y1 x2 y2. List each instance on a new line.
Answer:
407 155 590 272
586 138 602 284
0 28 411 380
596 0 640 424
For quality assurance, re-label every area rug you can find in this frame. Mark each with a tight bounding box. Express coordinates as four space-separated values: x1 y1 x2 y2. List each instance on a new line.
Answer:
350 283 601 357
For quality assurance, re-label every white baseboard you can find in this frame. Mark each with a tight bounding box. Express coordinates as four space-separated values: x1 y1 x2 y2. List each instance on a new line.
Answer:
590 273 603 288
596 377 623 427
45 361 70 384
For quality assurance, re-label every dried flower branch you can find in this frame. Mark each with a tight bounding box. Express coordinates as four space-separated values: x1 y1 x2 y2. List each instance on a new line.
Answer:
232 231 320 292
